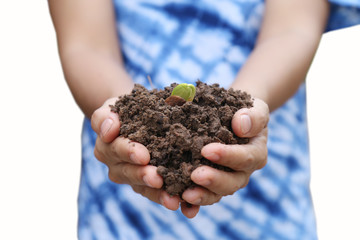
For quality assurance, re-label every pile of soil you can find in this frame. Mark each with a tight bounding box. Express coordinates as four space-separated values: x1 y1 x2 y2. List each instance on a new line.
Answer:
111 81 253 196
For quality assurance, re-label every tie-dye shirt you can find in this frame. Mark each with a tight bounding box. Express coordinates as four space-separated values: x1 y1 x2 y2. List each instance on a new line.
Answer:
78 1 360 239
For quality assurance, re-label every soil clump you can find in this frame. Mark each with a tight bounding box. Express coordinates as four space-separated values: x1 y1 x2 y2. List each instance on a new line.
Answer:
111 81 253 196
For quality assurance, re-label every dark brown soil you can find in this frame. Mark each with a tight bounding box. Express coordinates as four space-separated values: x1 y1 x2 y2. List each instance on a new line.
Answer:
111 81 253 197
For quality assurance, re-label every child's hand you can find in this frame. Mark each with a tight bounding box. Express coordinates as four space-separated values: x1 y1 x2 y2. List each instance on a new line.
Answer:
91 97 268 218
91 98 200 218
182 98 269 207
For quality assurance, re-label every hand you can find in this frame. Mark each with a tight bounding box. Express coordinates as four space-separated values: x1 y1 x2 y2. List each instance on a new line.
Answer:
182 98 269 207
91 98 200 218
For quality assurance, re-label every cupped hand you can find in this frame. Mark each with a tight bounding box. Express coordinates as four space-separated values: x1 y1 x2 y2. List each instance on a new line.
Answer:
91 98 200 218
182 98 269 207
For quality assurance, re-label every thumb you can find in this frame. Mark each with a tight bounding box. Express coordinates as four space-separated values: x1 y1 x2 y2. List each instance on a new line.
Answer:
232 98 269 138
91 97 120 143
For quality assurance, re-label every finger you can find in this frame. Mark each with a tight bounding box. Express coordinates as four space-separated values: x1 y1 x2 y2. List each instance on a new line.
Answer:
91 97 120 143
180 202 200 218
182 186 222 206
160 191 182 211
232 98 269 138
94 137 150 165
132 186 181 211
190 166 250 196
201 128 268 171
109 164 163 189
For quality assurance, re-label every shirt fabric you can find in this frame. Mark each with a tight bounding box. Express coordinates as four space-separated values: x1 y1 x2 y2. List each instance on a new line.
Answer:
78 1 360 239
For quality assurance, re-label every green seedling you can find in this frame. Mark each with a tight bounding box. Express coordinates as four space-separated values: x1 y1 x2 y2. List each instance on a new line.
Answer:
171 83 196 102
165 83 196 106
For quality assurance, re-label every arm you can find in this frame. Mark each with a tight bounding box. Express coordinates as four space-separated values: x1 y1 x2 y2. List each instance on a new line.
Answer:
49 0 185 217
231 0 329 112
181 0 330 209
48 0 133 118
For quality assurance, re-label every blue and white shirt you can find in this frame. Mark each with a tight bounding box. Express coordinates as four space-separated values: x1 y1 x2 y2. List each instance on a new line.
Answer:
78 1 360 239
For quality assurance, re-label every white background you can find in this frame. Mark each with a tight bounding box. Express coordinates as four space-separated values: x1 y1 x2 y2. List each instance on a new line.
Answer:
0 1 359 239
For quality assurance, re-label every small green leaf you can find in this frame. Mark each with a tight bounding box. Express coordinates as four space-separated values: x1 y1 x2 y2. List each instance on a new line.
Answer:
171 83 196 102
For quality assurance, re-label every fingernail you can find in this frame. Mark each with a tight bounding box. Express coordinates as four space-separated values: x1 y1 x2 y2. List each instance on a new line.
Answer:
192 198 202 205
200 179 211 186
131 154 142 167
100 118 113 138
192 168 211 186
183 190 202 205
202 149 220 161
195 175 211 186
240 114 251 135
143 175 152 188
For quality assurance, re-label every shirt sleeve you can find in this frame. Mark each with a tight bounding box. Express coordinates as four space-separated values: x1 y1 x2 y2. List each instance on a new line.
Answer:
326 0 360 31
